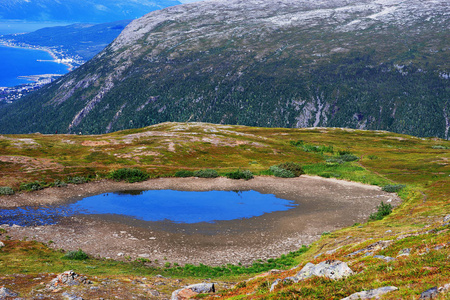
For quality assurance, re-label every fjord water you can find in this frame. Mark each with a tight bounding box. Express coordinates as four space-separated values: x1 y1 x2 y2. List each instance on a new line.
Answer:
0 190 298 226
0 21 70 87
0 45 68 87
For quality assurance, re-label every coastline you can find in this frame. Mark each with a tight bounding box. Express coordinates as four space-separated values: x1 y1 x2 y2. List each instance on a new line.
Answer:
0 39 77 71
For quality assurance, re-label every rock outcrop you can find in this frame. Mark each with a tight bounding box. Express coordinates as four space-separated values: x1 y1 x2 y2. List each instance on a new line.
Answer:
270 260 353 292
341 286 398 300
171 283 215 300
47 271 92 291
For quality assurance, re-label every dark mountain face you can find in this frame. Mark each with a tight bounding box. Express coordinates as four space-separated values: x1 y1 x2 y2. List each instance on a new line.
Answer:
0 0 448 138
0 0 181 23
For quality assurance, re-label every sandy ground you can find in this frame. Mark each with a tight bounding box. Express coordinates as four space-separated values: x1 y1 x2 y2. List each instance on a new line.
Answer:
0 176 400 266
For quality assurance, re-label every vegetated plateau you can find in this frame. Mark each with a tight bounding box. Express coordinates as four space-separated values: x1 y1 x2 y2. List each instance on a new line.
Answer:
0 0 448 139
0 122 449 299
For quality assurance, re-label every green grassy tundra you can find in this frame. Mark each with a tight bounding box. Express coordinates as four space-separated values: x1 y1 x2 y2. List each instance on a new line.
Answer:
0 122 449 299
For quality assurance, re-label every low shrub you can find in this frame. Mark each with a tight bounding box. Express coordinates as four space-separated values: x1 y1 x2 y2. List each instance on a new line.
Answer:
225 170 254 180
109 168 149 183
164 245 309 278
20 181 44 191
174 170 194 178
63 249 89 260
432 145 449 149
338 153 359 162
382 184 406 193
269 162 304 178
326 152 359 164
269 166 295 178
276 162 304 177
66 176 88 184
369 201 393 221
53 180 67 187
193 169 219 178
0 187 14 195
302 144 334 153
289 140 304 147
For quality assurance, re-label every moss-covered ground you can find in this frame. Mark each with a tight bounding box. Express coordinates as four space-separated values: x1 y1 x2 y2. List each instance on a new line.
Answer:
0 122 449 299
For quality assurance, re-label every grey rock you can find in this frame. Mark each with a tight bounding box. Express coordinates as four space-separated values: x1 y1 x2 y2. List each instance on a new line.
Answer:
149 290 160 296
373 255 396 262
443 215 450 223
397 248 412 257
346 241 392 257
314 252 323 259
47 270 92 291
171 283 215 300
341 286 398 299
269 279 281 292
296 260 354 280
0 287 18 298
62 292 83 300
0 241 4 248
438 283 450 293
186 283 215 294
419 287 438 299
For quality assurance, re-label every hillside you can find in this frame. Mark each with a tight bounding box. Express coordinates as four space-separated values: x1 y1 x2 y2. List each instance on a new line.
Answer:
0 0 448 138
0 0 182 23
0 123 449 299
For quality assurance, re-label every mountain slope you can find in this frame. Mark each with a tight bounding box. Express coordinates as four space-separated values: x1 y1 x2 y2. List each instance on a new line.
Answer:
0 0 182 23
0 0 448 137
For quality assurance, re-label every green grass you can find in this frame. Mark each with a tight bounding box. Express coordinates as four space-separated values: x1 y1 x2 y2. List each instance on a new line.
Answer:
108 168 149 183
0 123 449 299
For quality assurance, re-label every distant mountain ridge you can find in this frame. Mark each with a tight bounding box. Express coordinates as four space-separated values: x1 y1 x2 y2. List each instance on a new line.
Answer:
0 0 182 23
1 20 132 61
0 0 448 138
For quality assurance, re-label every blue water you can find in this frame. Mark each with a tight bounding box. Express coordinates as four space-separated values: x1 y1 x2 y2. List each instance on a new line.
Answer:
0 190 298 226
0 45 69 87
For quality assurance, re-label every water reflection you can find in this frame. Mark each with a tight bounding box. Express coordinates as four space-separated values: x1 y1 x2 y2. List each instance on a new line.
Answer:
0 190 297 226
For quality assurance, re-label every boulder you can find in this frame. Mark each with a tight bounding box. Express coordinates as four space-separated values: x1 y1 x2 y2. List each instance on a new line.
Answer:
47 270 92 291
171 283 215 300
438 283 450 293
269 279 281 292
341 286 398 299
62 292 83 300
373 255 396 262
443 214 450 224
0 286 18 298
270 261 354 294
397 248 411 257
419 287 438 299
296 260 354 280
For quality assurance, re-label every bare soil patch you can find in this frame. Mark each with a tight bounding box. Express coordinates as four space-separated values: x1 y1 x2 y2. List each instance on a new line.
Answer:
0 176 400 266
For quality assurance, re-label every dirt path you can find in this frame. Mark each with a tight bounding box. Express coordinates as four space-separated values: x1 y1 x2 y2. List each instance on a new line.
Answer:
0 176 400 266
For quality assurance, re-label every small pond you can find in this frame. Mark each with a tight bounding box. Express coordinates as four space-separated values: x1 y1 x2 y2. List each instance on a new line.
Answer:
0 190 298 226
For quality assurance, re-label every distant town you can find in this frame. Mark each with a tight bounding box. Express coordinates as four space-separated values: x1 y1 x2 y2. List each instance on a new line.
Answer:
0 38 85 104
0 74 63 104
